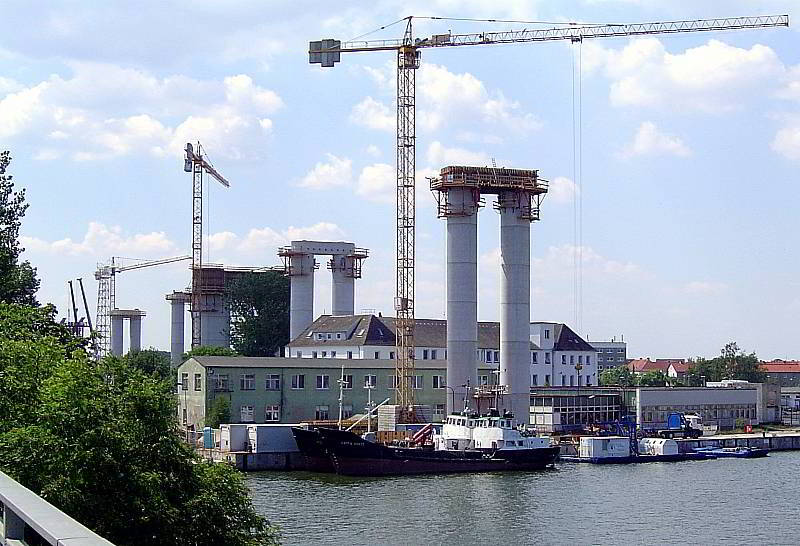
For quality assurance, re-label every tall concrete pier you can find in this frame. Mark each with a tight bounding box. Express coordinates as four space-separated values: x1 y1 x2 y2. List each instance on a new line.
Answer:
431 165 547 425
166 291 190 366
109 308 146 356
279 241 368 342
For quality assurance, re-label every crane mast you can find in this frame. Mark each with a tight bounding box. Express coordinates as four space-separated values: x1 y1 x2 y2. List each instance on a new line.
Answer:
184 142 231 349
310 13 789 412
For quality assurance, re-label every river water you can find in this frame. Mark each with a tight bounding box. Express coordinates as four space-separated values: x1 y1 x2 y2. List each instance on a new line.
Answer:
247 451 800 545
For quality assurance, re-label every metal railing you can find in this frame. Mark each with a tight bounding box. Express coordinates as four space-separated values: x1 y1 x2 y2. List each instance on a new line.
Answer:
0 471 114 545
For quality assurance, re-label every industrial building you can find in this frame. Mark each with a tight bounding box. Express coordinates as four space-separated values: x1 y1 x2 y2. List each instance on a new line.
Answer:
176 356 498 429
762 360 800 387
530 387 624 433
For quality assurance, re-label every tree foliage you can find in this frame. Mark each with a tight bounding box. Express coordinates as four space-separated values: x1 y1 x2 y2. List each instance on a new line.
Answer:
599 366 635 386
207 395 232 428
182 344 239 363
227 271 289 357
687 342 765 384
637 370 669 387
119 347 173 383
0 152 39 305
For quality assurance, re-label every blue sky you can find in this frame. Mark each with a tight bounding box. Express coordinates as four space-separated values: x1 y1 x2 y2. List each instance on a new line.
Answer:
2 0 798 359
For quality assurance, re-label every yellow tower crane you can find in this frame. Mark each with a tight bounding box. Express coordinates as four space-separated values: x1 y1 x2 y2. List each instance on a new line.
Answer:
309 14 788 414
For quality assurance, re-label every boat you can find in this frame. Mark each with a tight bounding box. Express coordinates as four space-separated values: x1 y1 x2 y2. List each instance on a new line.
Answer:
559 436 715 464
291 426 336 473
291 409 560 476
693 446 769 459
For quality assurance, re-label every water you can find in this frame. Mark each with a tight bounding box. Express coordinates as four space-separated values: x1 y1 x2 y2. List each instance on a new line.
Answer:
247 452 800 545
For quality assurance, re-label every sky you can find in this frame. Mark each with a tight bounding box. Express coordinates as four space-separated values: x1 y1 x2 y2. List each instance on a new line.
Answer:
1 0 798 360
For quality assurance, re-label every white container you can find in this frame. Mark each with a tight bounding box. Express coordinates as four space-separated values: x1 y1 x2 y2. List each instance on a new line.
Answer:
247 424 300 453
220 424 249 452
638 438 679 456
579 436 631 459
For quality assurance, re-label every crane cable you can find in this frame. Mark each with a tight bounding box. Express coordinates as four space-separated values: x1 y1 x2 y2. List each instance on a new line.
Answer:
571 40 584 333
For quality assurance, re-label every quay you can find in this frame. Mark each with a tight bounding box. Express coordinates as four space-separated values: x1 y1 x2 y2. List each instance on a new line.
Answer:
676 429 800 453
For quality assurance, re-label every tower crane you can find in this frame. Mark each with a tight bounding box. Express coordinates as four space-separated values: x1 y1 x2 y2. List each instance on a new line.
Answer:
184 142 231 349
309 14 789 411
94 255 191 357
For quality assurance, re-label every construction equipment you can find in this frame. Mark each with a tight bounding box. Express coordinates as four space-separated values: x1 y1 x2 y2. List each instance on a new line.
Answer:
183 142 231 349
94 255 191 357
309 14 788 412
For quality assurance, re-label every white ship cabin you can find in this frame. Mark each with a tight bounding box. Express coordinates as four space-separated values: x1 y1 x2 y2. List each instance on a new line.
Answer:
436 410 550 451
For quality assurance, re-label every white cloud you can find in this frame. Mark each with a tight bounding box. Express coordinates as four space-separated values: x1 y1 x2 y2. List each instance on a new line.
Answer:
0 64 283 160
534 245 642 278
286 222 345 241
211 222 347 256
22 221 177 257
350 96 393 131
365 144 382 157
426 141 490 166
619 122 690 158
585 38 785 112
356 163 394 203
772 124 800 161
547 176 579 204
297 153 352 189
683 281 728 295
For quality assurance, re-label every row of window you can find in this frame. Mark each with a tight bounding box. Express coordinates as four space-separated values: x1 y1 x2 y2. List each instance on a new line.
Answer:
531 374 593 387
234 403 451 423
215 373 450 391
299 349 446 360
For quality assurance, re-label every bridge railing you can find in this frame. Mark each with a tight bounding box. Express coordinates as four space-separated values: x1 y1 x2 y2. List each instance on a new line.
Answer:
0 471 114 546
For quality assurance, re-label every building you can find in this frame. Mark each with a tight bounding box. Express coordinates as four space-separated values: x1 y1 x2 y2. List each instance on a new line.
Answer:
762 360 800 387
591 340 627 371
665 360 690 381
530 387 624 433
631 384 779 430
176 356 498 429
287 315 598 387
529 322 598 387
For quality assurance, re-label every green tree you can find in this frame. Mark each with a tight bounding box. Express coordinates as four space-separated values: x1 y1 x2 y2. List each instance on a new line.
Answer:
599 366 635 386
687 343 765 384
206 395 232 428
120 347 172 382
182 344 238 363
0 152 40 305
637 370 669 387
227 271 289 356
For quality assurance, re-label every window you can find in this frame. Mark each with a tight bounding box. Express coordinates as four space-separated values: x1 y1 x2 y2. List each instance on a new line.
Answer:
578 375 583 386
331 351 337 358
341 375 353 389
412 375 423 390
194 373 201 391
561 376 566 387
494 351 500 363
532 352 538 364
423 349 429 360
578 355 583 364
295 351 302 358
434 404 445 417
561 355 566 365
587 356 592 365
532 374 538 386
545 329 550 339
545 353 551 364
342 404 353 419
321 351 327 358
545 374 551 386
326 333 331 340
364 375 377 388
479 375 489 386
216 374 229 391
291 374 305 389
390 351 395 359
431 350 438 360
433 375 445 389
182 408 187 424
240 405 255 422
337 333 342 339
570 355 575 365
388 375 398 389
180 373 189 390
347 351 353 359
315 405 330 420
312 351 318 358
265 405 280 422
374 351 380 359
317 333 324 340
586 375 591 386
265 374 280 390
316 375 329 390
570 375 575 387
240 374 255 391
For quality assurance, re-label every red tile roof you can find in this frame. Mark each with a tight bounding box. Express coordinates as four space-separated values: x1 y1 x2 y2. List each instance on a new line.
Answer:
762 360 800 373
629 359 671 373
668 361 690 373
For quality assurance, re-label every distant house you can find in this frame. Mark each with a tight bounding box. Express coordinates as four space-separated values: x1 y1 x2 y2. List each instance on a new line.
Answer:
628 359 671 375
664 360 690 380
762 360 800 387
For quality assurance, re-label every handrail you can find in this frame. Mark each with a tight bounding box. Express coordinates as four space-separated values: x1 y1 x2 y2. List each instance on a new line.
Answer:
0 471 114 545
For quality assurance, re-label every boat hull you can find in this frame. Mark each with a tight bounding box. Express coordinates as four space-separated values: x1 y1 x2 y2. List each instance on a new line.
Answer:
560 452 712 464
314 427 559 476
695 447 769 459
291 427 336 473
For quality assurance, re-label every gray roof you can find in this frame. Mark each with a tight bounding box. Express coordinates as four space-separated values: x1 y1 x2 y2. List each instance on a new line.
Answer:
188 356 497 371
290 315 541 350
552 324 596 352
